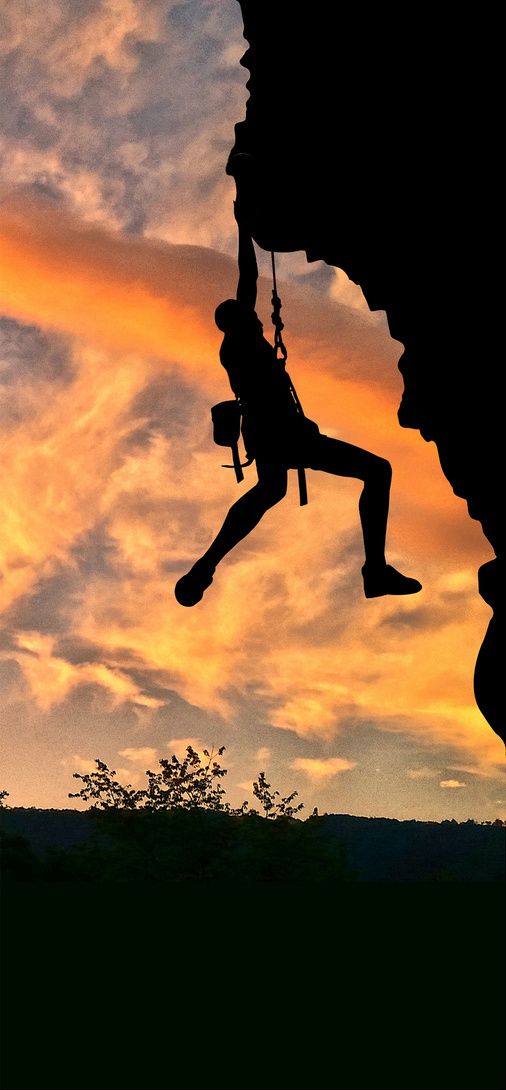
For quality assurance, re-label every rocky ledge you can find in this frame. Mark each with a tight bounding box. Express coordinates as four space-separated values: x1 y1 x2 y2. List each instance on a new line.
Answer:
227 2 504 739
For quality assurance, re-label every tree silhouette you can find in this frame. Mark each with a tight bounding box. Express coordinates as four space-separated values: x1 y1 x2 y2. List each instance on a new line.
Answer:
12 755 306 821
68 747 301 817
252 771 304 818
69 759 143 810
143 745 238 811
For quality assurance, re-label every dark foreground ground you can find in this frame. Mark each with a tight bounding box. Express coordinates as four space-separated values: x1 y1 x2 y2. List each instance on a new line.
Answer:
1 811 504 1089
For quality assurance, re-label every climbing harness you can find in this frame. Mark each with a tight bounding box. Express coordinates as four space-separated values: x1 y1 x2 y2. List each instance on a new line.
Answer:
211 250 310 504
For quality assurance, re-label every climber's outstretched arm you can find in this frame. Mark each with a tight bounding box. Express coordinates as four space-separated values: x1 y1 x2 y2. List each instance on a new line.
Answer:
235 202 258 310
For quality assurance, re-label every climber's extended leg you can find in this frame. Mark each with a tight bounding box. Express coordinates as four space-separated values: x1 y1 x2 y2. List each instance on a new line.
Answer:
174 462 287 606
306 435 422 598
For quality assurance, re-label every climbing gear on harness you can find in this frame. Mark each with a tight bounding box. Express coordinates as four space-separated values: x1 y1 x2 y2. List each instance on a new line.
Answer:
270 251 309 507
211 399 253 483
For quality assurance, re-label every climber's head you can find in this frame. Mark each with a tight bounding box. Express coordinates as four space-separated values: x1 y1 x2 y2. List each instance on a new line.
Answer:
215 299 263 337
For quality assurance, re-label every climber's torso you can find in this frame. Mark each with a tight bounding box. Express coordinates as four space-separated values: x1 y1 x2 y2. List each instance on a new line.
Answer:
219 327 320 463
220 331 293 406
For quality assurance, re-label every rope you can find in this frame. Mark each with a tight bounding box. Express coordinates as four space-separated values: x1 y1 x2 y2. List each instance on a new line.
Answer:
271 249 278 297
270 251 287 362
270 251 308 507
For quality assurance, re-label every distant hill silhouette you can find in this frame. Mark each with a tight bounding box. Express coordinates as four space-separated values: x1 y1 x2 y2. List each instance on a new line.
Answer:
1 807 504 882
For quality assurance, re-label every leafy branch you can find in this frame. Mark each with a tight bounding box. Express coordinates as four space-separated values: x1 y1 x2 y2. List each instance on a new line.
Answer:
69 747 302 819
252 771 304 819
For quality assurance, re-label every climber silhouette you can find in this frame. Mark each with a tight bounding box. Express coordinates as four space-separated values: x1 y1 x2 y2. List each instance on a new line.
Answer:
175 205 422 607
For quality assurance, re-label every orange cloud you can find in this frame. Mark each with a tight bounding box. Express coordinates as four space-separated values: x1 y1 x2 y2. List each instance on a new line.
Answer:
0 191 406 391
13 633 163 712
0 192 490 571
0 194 215 376
291 757 357 781
0 342 156 611
0 194 501 792
118 747 159 764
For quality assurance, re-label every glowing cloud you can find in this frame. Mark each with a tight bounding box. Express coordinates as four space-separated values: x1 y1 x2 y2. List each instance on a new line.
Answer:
118 747 159 764
14 633 163 712
0 196 501 814
0 194 216 375
291 757 357 781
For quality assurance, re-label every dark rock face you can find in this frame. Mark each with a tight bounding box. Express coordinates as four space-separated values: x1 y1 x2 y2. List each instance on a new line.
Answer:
229 2 505 740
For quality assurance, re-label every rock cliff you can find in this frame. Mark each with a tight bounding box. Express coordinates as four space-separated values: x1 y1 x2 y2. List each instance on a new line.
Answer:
228 2 504 739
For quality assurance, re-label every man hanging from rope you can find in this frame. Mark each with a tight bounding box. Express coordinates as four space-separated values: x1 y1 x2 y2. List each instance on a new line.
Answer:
175 201 422 607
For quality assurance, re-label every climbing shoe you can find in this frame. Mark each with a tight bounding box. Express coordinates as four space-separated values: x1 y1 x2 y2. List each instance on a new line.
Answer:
362 563 422 599
174 560 215 607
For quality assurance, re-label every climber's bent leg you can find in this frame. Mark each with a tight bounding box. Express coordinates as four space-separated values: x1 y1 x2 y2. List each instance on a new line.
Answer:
305 435 422 598
203 463 287 568
306 435 391 566
174 463 287 606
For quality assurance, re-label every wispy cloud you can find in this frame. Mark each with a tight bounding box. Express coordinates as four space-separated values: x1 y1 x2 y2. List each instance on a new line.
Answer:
14 633 163 712
0 4 502 820
0 201 496 783
68 754 98 775
0 1 246 243
118 746 158 764
291 756 357 781
166 737 202 757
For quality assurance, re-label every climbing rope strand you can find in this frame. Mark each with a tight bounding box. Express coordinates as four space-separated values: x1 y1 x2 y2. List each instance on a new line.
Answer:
270 249 278 298
269 250 309 507
270 250 287 362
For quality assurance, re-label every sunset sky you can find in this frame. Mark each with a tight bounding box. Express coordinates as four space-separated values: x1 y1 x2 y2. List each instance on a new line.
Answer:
0 0 503 821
